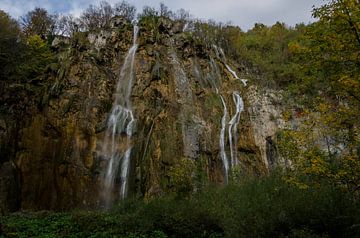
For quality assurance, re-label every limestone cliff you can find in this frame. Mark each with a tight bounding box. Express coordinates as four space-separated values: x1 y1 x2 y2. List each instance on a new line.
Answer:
0 17 285 212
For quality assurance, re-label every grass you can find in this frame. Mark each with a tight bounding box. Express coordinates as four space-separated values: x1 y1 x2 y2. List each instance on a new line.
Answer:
1 174 359 238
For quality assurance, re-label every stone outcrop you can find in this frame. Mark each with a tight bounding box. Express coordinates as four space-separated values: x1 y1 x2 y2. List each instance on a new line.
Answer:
0 17 285 211
247 86 286 169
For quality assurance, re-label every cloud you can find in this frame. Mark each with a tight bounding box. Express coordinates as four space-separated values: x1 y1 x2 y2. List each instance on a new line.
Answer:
0 0 324 30
0 0 53 19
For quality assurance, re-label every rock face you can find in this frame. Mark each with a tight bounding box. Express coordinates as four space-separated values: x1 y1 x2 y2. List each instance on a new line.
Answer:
0 17 285 211
247 86 286 170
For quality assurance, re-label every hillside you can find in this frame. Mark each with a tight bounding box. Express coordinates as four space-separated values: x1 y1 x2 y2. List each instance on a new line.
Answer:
0 1 359 237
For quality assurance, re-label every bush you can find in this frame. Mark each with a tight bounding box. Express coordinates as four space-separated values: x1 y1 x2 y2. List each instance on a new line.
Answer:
1 173 359 237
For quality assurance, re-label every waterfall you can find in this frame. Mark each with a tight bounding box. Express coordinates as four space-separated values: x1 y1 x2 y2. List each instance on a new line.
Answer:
102 24 139 206
207 58 229 183
219 95 229 183
208 54 245 183
213 45 248 87
224 64 248 87
228 92 244 167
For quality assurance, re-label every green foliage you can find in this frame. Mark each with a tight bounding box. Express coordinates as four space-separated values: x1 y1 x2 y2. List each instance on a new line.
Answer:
226 22 302 88
0 10 55 119
20 7 54 39
270 0 360 196
168 158 195 197
220 0 360 199
289 1 360 104
1 173 359 237
20 35 55 82
0 10 23 81
138 9 162 43
0 10 55 84
0 212 74 237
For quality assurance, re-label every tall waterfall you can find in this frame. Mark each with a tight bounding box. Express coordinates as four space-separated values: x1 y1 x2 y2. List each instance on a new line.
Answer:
102 24 139 206
228 92 244 167
207 58 229 183
219 95 229 183
209 48 246 183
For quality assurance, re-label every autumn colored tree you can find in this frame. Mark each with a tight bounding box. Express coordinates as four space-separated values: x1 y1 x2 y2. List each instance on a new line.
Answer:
277 0 360 193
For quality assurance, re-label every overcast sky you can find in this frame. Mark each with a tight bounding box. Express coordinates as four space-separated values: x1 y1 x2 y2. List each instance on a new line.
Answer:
0 0 325 30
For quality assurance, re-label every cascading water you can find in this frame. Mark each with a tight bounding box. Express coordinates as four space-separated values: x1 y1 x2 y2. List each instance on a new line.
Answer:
224 64 248 87
228 92 244 167
102 24 139 206
207 58 229 183
219 95 229 183
213 44 248 87
208 49 246 183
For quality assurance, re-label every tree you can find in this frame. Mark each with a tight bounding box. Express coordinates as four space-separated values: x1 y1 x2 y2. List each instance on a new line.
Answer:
0 10 23 82
79 1 114 31
139 5 158 18
279 0 360 193
291 0 360 99
20 7 54 39
21 35 55 81
114 1 136 21
175 8 190 21
53 14 79 36
225 21 301 88
159 2 173 18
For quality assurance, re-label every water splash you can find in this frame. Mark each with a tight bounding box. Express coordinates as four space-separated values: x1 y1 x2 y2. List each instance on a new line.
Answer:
228 92 244 167
102 24 139 206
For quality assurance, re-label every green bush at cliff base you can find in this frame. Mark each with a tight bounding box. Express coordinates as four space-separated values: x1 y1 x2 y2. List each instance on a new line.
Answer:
1 172 359 238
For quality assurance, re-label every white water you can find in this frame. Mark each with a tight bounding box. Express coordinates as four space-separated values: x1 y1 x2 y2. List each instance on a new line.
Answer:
225 64 248 87
102 25 139 205
213 44 248 87
207 57 229 183
212 45 224 60
208 52 246 182
219 95 229 183
183 22 192 32
228 92 244 167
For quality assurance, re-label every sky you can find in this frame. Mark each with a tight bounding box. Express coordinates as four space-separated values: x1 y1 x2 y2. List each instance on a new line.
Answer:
0 0 325 30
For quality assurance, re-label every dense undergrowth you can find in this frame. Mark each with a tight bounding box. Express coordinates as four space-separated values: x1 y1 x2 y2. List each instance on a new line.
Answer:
1 172 359 238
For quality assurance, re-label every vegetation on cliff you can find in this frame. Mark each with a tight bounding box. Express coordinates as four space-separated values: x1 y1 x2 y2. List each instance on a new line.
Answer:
0 0 359 236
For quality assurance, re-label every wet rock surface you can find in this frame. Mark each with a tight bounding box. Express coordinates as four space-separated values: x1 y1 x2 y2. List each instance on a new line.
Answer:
0 17 285 210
